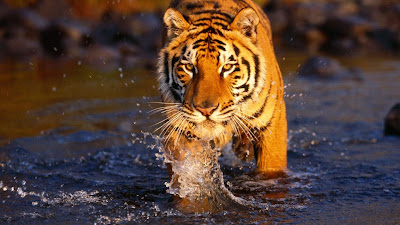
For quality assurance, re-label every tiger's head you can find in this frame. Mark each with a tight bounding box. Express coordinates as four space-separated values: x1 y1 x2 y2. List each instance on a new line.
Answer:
157 8 267 142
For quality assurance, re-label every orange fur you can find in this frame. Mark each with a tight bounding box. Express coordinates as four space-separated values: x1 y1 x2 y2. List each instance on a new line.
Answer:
157 0 287 185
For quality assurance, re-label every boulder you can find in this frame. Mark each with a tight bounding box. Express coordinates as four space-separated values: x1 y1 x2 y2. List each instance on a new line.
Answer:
298 56 363 80
384 103 400 136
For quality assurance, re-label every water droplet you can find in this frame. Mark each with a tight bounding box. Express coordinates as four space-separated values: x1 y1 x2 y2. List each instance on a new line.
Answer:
52 87 57 92
77 61 82 66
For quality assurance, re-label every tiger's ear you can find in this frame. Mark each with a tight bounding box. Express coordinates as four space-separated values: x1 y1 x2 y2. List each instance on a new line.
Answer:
231 8 260 42
164 8 190 40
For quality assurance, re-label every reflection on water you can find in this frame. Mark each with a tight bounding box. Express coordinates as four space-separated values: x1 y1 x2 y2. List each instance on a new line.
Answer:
1 53 400 224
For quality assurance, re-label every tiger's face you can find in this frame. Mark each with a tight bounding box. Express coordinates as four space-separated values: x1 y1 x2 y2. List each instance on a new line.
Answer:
158 8 266 141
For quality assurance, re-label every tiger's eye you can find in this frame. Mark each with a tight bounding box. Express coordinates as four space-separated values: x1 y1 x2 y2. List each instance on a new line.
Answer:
223 64 233 71
185 64 194 71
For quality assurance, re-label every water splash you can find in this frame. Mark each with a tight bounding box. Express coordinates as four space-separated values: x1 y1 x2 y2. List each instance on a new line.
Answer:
157 139 269 212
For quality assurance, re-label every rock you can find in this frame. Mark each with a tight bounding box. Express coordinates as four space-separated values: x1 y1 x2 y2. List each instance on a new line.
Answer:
91 19 122 46
384 103 400 136
120 13 162 51
368 28 400 51
321 16 375 40
321 37 357 54
39 20 89 58
40 24 68 57
298 56 363 80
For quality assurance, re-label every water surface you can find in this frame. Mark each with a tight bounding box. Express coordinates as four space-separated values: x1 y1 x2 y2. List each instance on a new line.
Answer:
1 53 400 224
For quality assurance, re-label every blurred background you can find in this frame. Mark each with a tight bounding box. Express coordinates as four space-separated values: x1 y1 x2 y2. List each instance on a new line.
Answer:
1 0 399 64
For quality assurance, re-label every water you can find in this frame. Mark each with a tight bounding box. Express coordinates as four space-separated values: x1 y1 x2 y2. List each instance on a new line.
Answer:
1 53 400 224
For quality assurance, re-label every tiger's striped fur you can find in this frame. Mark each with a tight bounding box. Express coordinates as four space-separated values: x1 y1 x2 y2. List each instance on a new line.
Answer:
157 0 287 176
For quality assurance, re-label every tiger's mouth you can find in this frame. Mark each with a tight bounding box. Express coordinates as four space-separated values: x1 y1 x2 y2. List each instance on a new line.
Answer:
188 119 228 140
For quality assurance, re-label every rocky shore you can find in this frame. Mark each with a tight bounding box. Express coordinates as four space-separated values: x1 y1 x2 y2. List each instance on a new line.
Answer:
0 0 399 69
265 0 400 54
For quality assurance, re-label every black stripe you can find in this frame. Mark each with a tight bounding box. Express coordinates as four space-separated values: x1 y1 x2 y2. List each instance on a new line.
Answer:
251 85 272 118
171 55 180 68
220 108 235 115
186 3 204 10
237 83 249 92
193 44 206 50
164 52 169 84
233 44 240 56
217 45 226 51
171 89 181 102
253 55 260 84
211 16 230 22
193 22 209 27
193 18 211 23
181 46 187 56
198 27 218 35
193 39 206 45
192 10 232 20
241 58 251 78
214 22 228 29
214 39 225 46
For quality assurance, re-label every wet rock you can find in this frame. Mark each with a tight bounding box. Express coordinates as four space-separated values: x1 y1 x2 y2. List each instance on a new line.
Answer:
120 13 162 51
321 16 375 39
368 28 400 51
384 103 400 136
91 19 122 46
0 8 47 59
39 20 89 58
2 27 41 59
321 38 357 54
40 24 68 57
298 56 363 80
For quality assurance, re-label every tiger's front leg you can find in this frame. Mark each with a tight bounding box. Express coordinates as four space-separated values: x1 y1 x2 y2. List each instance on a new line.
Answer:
163 132 202 179
254 104 288 177
163 132 218 212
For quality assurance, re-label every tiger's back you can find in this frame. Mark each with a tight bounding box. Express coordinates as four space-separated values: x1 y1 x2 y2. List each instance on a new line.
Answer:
157 0 287 177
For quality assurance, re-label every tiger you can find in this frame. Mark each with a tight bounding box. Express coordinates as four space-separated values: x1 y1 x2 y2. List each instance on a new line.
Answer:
156 0 287 184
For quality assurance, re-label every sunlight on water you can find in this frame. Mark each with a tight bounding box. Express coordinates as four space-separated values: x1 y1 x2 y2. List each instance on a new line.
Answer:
1 53 400 223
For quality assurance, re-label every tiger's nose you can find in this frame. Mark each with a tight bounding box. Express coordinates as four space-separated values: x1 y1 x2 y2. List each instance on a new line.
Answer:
195 105 218 116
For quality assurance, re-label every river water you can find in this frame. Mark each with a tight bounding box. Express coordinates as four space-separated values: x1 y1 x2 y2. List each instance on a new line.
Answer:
1 53 400 224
